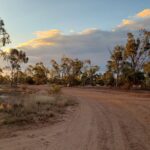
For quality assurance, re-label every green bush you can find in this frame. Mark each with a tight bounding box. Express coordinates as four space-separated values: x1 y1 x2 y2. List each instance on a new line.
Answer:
49 84 61 94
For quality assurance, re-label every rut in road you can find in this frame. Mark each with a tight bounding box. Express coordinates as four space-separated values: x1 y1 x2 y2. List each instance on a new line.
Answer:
0 88 150 150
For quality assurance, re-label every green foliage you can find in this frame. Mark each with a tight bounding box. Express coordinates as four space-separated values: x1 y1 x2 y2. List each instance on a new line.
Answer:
125 31 150 71
0 19 10 47
104 30 150 89
107 45 124 87
103 71 115 86
144 62 150 76
49 84 62 94
25 62 49 84
0 20 149 89
50 57 99 86
1 49 28 87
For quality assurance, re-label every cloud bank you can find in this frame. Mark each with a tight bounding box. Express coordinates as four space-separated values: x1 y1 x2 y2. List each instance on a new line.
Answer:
115 9 150 31
2 9 150 72
17 29 127 69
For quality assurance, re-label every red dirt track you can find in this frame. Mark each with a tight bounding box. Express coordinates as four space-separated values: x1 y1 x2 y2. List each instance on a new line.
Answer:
0 87 150 150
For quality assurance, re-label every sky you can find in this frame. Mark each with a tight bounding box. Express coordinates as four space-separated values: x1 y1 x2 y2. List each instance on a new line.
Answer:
0 0 150 71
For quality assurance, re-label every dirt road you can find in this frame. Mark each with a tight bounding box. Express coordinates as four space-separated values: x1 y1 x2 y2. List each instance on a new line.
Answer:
0 88 150 150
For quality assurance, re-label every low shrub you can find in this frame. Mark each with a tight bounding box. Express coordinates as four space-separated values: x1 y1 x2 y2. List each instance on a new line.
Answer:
0 94 77 125
49 84 62 95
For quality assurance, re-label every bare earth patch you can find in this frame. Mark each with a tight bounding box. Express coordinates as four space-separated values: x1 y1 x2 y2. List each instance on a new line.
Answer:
0 85 77 139
0 86 150 150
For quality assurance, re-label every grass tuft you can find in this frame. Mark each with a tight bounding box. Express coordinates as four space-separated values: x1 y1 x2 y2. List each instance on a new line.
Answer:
0 94 77 125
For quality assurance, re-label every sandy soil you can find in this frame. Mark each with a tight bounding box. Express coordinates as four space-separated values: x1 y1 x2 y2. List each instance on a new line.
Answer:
0 87 150 150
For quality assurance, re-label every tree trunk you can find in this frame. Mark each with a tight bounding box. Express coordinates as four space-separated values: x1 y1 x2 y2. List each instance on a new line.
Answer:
11 69 14 87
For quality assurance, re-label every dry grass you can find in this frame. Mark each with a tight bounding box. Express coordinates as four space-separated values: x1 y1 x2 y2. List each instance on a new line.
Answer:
0 94 77 126
48 84 62 95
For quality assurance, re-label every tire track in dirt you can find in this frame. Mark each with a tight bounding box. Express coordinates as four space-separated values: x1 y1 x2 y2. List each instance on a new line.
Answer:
100 100 150 150
0 88 149 150
89 99 127 150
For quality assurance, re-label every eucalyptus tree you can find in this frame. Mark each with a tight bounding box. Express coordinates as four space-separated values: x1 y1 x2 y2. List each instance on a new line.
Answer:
60 57 74 85
0 18 10 77
70 58 84 85
0 68 3 83
124 31 150 86
50 57 99 86
25 65 34 77
144 62 150 76
143 62 150 88
0 18 10 47
60 57 93 86
0 68 2 74
87 65 99 85
51 59 60 79
102 71 115 86
26 62 49 84
125 31 150 72
81 59 91 85
107 45 124 87
2 49 28 86
52 57 74 85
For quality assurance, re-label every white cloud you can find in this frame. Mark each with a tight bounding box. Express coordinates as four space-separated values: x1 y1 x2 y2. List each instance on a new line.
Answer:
117 19 135 28
136 9 150 18
34 29 61 38
1 9 150 72
115 9 150 31
15 28 127 71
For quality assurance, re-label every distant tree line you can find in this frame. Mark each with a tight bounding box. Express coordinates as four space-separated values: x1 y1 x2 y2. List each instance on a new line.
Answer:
0 19 150 89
